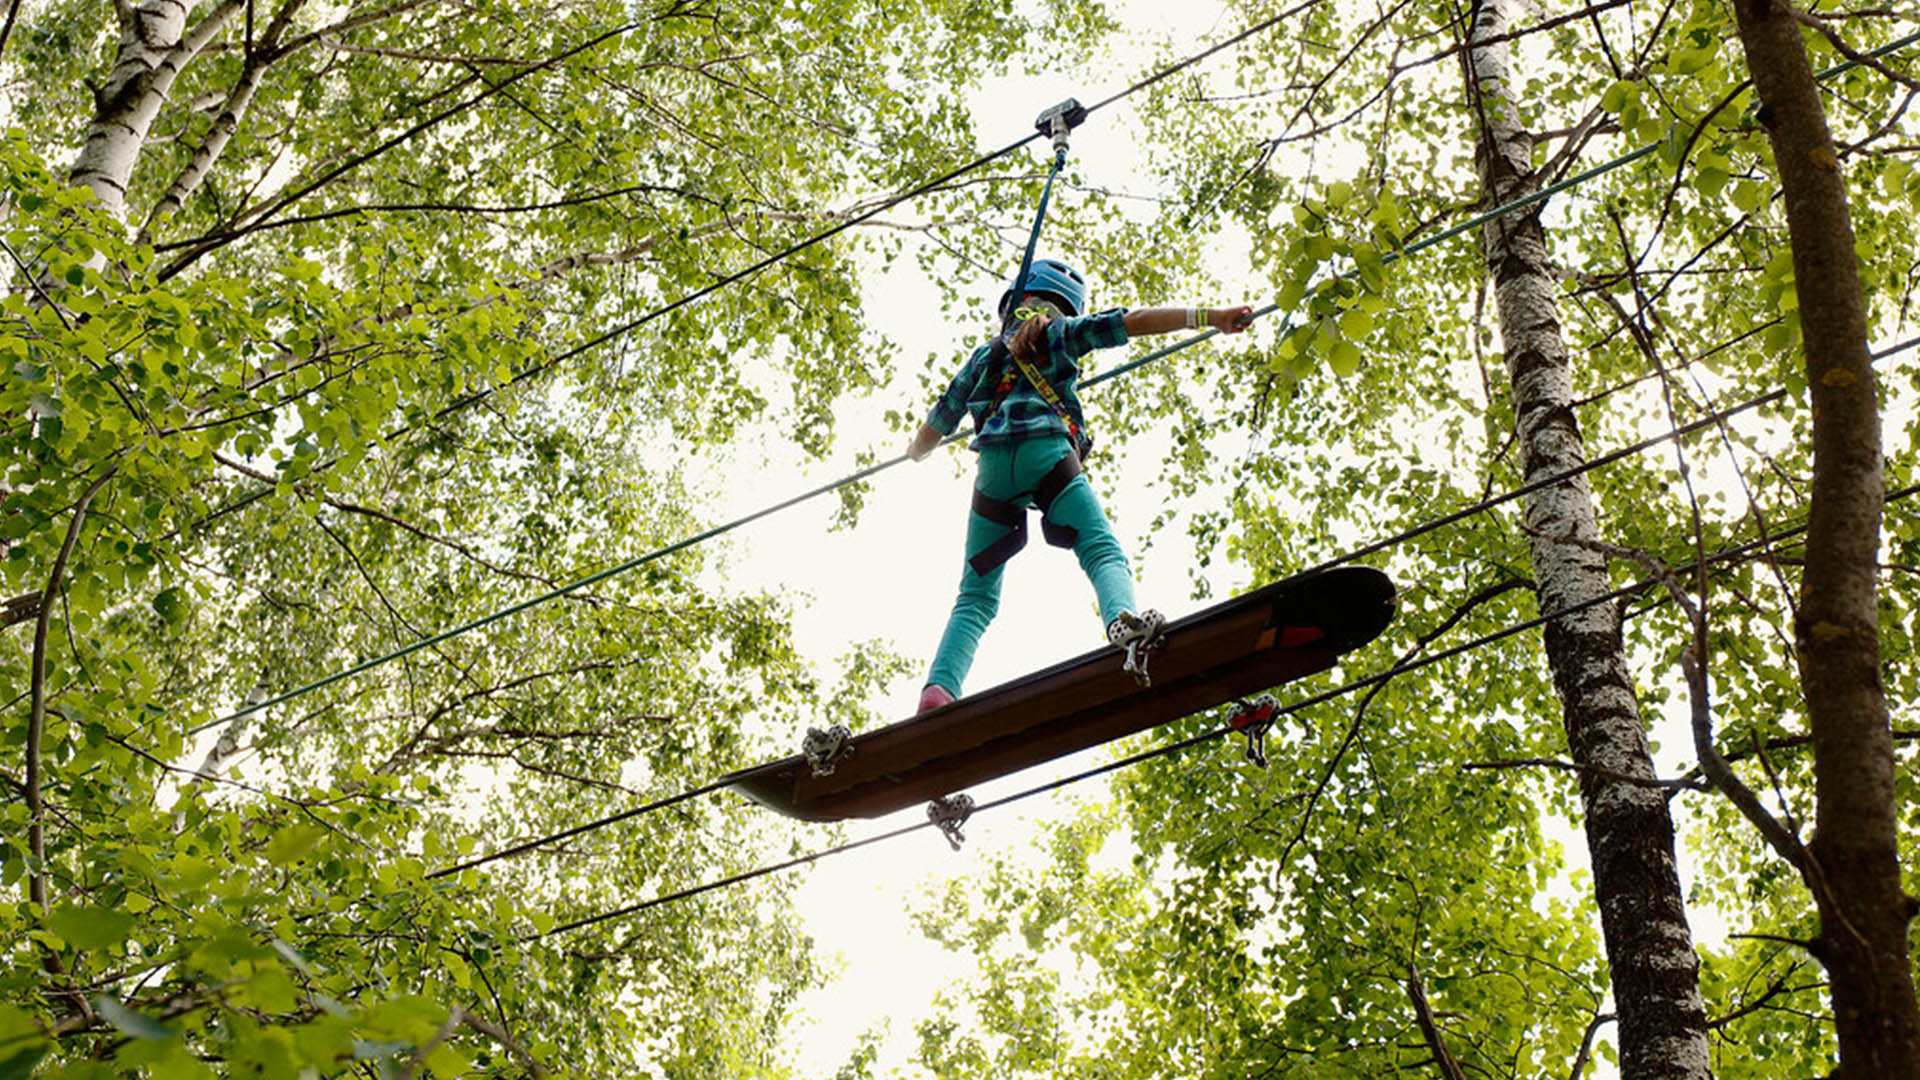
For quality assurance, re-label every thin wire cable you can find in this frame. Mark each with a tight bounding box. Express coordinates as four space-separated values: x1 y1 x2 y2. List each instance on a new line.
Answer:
189 35 1920 735
427 390 1772 875
433 332 1920 880
430 775 736 879
433 0 1336 419
538 482 1920 939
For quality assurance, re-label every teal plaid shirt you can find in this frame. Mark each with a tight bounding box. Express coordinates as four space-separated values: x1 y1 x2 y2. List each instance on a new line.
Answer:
926 307 1129 447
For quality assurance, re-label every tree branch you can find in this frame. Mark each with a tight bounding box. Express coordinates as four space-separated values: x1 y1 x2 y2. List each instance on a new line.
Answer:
1274 575 1533 871
210 452 558 586
149 181 703 249
27 468 117 914
1787 3 1920 92
155 18 645 279
395 1005 462 1080
26 467 116 1020
1405 962 1468 1080
1548 528 1812 866
1461 756 1705 790
1567 1010 1615 1080
1707 963 1819 1029
0 0 23 67
461 1008 549 1077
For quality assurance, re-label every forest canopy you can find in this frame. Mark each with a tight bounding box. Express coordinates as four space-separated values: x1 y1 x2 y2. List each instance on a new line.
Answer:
2 0 1916 1076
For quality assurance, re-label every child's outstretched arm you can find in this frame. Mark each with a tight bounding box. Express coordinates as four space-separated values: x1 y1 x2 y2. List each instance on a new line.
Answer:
907 423 942 461
1123 305 1255 337
909 344 992 461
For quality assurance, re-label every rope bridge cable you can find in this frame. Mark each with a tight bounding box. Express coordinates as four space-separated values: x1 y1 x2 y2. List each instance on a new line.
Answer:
172 3 1344 533
1145 29 1920 369
533 481 1920 939
434 0 1338 419
187 31 1920 738
426 344 1913 880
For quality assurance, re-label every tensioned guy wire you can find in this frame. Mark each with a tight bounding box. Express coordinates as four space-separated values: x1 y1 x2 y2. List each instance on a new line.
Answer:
189 31 1919 736
534 481 1920 939
430 329 1917 881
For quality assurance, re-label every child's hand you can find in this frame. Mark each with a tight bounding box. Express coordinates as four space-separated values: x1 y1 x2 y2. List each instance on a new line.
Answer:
907 424 942 462
1211 305 1256 334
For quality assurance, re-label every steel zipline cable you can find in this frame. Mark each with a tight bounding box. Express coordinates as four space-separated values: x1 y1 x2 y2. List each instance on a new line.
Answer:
433 0 1340 417
185 0 1334 736
430 331 1918 881
427 379 1776 877
191 30 1920 737
533 480 1920 940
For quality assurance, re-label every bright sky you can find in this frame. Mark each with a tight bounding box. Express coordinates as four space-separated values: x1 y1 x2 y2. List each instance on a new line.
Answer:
697 4 1272 1073
692 3 1888 1073
87 0 1910 1072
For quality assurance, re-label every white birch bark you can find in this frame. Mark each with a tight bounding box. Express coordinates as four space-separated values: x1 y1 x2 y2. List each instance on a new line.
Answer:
139 56 269 239
1467 3 1713 1077
69 0 243 221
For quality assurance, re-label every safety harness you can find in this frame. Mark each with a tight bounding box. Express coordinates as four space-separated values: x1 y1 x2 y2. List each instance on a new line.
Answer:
980 329 1093 459
966 449 1085 577
965 99 1093 579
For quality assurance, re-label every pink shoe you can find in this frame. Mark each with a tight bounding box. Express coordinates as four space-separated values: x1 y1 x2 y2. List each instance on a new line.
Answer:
917 684 956 713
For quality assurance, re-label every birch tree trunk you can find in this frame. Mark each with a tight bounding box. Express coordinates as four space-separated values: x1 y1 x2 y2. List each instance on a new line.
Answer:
69 0 240 220
1466 4 1713 1076
1727 3 1920 1074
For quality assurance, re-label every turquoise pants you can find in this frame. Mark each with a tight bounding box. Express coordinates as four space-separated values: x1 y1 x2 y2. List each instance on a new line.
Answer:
925 435 1136 696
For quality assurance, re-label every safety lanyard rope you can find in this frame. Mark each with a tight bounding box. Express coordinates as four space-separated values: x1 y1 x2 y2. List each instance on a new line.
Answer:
984 116 1085 448
1009 146 1068 304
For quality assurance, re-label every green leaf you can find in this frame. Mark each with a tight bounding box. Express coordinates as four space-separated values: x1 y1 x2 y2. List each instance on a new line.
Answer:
264 823 326 865
1729 179 1769 214
1277 274 1308 311
93 998 173 1041
1599 79 1637 114
241 966 299 1014
352 1039 413 1062
1329 339 1363 377
150 587 189 625
271 938 317 976
45 905 135 950
0 1043 50 1080
424 1043 468 1077
143 1051 215 1080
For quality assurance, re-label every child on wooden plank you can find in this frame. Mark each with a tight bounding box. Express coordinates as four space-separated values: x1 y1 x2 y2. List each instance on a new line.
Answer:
906 258 1253 711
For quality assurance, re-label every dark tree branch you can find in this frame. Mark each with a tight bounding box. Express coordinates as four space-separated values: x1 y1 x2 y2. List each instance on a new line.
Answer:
148 181 702 249
1274 575 1533 870
1567 1010 1615 1080
1787 3 1920 92
1405 962 1469 1080
1707 963 1819 1029
155 18 646 279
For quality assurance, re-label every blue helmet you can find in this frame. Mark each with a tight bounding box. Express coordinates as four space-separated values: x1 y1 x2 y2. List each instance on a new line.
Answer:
999 258 1087 318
